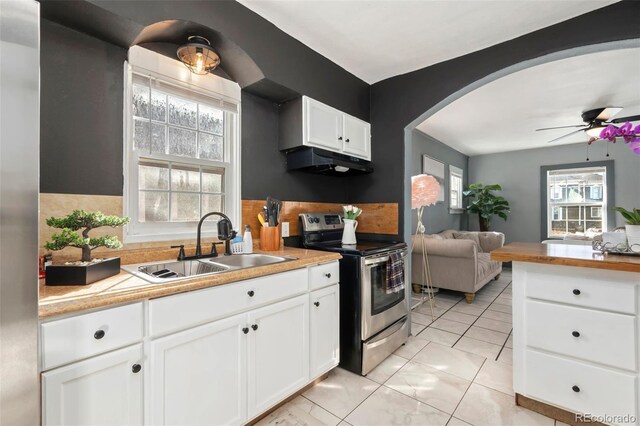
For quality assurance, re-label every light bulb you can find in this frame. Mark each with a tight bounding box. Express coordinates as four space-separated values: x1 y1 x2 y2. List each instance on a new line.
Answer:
195 52 204 73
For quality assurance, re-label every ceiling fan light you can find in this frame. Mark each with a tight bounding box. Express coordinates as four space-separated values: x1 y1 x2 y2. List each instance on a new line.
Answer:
585 125 606 138
177 36 220 75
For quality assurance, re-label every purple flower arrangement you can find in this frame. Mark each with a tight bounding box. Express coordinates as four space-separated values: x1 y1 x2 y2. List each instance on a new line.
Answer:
596 122 640 155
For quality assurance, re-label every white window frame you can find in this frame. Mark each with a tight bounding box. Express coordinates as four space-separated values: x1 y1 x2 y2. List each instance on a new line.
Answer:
550 185 562 200
123 46 241 243
591 206 602 218
449 165 464 213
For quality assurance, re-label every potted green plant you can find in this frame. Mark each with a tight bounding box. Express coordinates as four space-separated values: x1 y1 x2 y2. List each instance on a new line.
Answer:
44 210 130 285
463 184 510 232
613 207 640 248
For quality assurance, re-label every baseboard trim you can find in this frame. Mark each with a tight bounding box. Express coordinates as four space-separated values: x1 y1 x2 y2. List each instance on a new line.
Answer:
515 393 605 426
246 371 332 425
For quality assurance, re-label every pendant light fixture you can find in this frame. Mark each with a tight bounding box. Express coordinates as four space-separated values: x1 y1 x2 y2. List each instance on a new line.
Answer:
176 36 220 75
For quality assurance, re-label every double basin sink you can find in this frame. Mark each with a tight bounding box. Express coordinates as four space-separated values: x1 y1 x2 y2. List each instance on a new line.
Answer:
122 253 296 284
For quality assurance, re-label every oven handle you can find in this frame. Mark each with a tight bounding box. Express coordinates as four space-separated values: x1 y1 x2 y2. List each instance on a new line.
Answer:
364 317 409 350
363 249 407 266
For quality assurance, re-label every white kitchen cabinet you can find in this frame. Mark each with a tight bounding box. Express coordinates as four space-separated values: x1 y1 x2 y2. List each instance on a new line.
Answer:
42 344 143 426
310 284 340 379
248 294 309 417
342 114 371 159
280 96 371 160
149 313 248 426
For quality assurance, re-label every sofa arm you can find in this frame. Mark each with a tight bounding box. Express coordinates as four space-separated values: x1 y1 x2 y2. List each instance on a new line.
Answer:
412 237 477 259
478 232 505 253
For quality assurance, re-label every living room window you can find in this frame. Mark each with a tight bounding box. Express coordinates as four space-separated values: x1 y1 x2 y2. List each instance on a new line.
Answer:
545 165 608 238
124 47 241 243
449 165 464 213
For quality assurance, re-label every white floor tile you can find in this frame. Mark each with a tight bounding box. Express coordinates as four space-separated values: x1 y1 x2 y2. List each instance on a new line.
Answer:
447 417 472 426
412 322 427 334
256 396 340 426
454 336 502 360
412 311 436 326
498 347 513 365
450 303 485 316
487 303 512 314
416 328 461 346
474 360 514 396
385 361 471 414
474 317 512 334
412 342 485 381
454 384 554 426
394 336 430 359
345 385 450 426
481 310 513 324
464 325 509 346
441 311 478 325
431 318 471 335
505 335 513 349
303 368 379 418
365 354 407 384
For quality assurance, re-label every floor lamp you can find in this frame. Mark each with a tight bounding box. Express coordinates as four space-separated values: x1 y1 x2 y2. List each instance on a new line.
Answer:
410 174 441 321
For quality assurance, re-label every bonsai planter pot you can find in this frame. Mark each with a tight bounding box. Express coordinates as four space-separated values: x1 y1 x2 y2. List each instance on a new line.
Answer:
45 257 120 286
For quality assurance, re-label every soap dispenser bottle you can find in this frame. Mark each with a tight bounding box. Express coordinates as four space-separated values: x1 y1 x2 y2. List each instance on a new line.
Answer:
243 225 253 254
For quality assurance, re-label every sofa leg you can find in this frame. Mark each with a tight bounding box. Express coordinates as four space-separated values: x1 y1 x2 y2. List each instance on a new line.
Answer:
464 293 475 304
494 274 501 281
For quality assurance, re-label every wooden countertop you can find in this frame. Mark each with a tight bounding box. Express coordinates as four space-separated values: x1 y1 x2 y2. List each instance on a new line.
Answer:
491 242 640 273
39 247 341 319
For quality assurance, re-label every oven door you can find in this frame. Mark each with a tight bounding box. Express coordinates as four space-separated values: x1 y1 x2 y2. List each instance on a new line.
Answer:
361 248 409 340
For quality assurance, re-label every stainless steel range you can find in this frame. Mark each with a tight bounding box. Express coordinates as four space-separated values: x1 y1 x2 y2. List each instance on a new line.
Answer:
297 212 410 375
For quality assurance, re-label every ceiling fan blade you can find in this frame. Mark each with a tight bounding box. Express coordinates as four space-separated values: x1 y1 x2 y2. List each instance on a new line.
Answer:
595 107 623 121
609 114 640 123
546 128 585 144
535 125 586 131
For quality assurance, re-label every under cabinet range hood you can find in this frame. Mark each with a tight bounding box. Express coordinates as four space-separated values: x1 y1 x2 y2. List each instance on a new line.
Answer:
285 147 373 176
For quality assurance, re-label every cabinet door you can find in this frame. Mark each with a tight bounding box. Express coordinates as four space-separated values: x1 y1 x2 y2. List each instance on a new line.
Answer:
149 313 248 426
303 96 343 151
342 114 371 160
42 344 143 426
310 284 340 379
248 294 309 417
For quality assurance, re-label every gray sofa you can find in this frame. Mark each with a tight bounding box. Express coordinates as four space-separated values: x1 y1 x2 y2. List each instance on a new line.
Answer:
411 230 505 303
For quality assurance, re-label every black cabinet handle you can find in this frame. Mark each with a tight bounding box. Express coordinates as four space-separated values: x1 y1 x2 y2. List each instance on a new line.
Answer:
314 301 320 307
573 289 581 295
572 331 580 337
242 327 249 334
345 138 350 143
251 324 258 331
338 136 343 141
94 330 105 340
325 273 331 278
132 364 142 374
247 290 255 297
572 385 580 393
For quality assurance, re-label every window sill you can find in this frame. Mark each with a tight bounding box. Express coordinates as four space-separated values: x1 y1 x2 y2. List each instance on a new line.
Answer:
124 230 218 244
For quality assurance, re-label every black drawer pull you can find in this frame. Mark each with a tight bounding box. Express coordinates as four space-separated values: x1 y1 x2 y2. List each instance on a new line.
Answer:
572 331 580 337
314 301 320 307
251 324 258 331
94 330 105 340
572 385 580 393
325 273 331 278
132 364 142 374
242 327 249 334
247 290 255 297
573 289 581 295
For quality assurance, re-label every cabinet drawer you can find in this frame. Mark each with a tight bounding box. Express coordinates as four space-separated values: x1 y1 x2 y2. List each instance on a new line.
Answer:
41 302 143 371
525 264 637 314
525 350 637 422
149 268 308 337
526 300 636 370
309 262 339 290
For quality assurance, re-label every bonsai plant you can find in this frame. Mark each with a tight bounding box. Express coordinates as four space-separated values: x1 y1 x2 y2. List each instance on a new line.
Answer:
613 207 640 248
463 184 511 232
44 210 129 285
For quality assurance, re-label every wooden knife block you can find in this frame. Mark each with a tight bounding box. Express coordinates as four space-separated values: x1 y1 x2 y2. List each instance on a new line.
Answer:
259 226 281 251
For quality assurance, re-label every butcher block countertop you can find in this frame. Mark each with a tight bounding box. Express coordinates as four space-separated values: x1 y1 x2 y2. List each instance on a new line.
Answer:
492 242 640 273
39 246 341 319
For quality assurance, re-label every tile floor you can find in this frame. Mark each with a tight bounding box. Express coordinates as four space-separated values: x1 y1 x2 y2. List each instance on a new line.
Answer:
257 270 565 426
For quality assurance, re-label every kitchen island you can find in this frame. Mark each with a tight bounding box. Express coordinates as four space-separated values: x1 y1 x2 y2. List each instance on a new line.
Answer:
492 243 640 426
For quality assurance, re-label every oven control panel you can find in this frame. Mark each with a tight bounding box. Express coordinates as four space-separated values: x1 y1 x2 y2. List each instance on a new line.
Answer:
299 213 344 232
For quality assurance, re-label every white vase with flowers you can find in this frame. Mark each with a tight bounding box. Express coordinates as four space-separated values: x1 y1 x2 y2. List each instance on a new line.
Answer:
342 205 362 245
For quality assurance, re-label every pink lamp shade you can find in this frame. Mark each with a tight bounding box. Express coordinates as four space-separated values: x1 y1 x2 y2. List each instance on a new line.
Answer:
411 174 440 209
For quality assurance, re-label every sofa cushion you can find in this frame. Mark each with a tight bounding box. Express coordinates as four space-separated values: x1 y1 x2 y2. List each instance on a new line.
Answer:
453 232 483 252
477 253 501 283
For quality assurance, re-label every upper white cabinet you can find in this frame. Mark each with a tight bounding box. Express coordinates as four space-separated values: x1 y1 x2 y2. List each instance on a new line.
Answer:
280 96 372 160
42 344 143 426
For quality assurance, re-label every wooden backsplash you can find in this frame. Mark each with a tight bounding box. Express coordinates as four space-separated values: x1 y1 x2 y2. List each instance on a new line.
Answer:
242 200 398 237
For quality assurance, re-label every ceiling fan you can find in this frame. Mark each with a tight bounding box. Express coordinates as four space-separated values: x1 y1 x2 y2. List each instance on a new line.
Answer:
536 107 640 144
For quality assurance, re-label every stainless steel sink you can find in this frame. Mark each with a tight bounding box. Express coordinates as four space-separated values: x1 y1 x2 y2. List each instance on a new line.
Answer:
122 254 295 284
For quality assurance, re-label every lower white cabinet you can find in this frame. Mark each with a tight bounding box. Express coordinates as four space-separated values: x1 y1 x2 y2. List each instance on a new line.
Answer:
248 295 309 417
42 344 143 426
310 284 340 379
149 313 248 426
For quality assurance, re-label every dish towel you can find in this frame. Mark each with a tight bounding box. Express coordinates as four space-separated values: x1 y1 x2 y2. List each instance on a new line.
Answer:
386 252 405 294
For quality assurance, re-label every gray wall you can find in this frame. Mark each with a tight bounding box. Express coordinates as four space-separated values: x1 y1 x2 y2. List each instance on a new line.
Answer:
410 130 468 234
469 141 640 243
